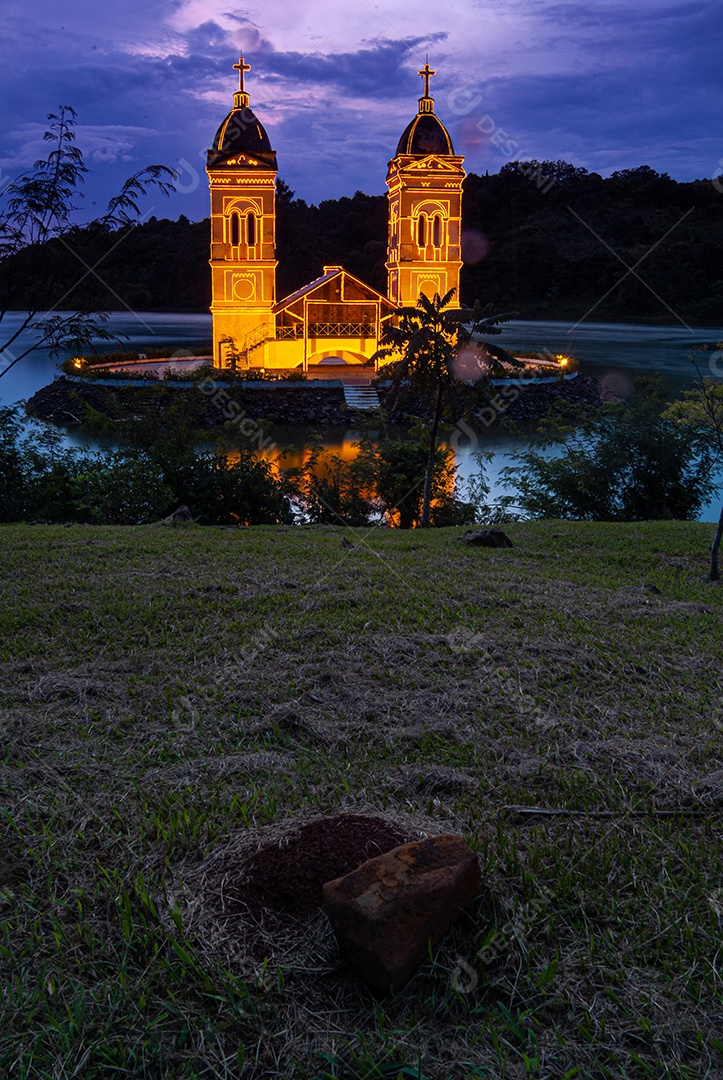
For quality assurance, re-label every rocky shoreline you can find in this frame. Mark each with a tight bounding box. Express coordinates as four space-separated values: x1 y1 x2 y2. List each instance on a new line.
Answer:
25 371 611 433
390 372 612 427
480 372 614 425
26 377 350 429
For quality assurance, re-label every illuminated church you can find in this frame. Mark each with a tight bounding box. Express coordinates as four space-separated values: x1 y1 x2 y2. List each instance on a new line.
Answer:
207 58 465 371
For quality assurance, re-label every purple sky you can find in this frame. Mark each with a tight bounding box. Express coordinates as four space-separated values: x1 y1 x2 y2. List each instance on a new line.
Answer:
0 0 720 223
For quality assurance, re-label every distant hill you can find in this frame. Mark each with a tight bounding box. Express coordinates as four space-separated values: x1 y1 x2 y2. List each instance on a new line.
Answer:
462 162 723 323
2 162 721 323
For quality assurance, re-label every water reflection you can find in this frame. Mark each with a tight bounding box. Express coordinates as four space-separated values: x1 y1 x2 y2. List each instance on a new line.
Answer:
3 312 722 521
224 422 549 515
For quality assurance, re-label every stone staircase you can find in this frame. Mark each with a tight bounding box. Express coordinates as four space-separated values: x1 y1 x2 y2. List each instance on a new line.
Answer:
343 386 381 411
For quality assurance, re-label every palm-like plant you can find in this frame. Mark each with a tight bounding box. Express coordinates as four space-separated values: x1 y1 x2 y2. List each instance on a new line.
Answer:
374 289 515 527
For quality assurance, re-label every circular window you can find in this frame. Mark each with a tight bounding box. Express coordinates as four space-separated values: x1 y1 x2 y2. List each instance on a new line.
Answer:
233 277 255 300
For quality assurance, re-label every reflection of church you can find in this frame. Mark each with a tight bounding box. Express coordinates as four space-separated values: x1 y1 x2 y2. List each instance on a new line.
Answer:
207 58 465 371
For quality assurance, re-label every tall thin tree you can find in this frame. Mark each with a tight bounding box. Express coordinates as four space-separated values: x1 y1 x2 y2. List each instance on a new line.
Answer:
665 350 723 579
0 106 175 379
375 289 515 527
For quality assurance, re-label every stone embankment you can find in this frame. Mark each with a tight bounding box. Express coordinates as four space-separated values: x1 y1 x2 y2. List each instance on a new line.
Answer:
394 373 614 428
481 373 615 425
26 377 349 428
26 371 613 431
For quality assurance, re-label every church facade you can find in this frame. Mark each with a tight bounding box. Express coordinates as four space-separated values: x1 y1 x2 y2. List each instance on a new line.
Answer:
207 59 465 371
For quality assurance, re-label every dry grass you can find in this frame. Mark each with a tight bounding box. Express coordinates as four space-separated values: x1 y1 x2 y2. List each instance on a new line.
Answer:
0 520 721 1078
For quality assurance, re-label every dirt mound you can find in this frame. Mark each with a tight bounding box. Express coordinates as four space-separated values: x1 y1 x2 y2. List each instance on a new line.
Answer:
222 814 408 918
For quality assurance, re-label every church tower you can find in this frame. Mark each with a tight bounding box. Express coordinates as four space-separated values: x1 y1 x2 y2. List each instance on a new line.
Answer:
386 63 465 308
207 59 278 367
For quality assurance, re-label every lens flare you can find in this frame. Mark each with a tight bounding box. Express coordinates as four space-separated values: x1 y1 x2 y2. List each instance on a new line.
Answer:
461 229 490 265
453 345 487 382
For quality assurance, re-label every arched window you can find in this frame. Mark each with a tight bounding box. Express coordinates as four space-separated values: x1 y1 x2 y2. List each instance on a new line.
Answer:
432 214 443 248
417 214 427 247
230 212 240 247
247 212 257 247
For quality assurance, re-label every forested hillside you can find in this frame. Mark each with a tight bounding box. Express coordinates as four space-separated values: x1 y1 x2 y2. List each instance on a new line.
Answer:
462 162 723 322
3 162 721 322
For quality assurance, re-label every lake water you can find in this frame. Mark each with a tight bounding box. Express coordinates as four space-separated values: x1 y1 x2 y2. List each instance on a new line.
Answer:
2 311 723 520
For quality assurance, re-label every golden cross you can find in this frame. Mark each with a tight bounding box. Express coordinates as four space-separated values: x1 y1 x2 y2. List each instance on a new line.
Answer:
233 57 251 93
418 60 435 97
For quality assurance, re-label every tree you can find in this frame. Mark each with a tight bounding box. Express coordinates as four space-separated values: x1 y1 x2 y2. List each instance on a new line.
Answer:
664 350 723 580
374 289 514 527
281 435 373 526
0 404 174 524
503 377 717 523
364 434 430 529
353 427 477 528
0 106 175 380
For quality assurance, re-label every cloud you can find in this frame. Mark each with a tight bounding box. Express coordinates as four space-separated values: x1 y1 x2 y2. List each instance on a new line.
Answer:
0 0 719 220
0 123 159 172
259 33 448 98
184 19 234 52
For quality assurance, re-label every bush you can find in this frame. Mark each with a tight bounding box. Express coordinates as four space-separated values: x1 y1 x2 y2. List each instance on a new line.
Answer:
429 497 478 527
1 403 483 529
0 408 29 522
71 453 173 524
282 431 483 528
178 453 294 526
1 397 293 526
362 436 468 529
281 439 373 526
503 378 717 521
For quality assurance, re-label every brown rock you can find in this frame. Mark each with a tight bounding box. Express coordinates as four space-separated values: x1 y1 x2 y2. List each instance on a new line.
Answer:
157 504 193 525
322 833 480 993
460 528 513 548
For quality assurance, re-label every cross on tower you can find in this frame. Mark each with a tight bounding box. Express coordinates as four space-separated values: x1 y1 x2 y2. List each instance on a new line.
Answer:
233 57 251 94
418 60 436 97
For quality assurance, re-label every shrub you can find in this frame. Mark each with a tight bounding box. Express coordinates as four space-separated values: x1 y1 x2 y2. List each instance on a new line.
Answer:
503 378 717 521
179 453 294 526
71 453 173 524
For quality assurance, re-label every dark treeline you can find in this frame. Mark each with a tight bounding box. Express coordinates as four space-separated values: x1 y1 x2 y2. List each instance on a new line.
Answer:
1 215 211 315
3 162 722 322
464 162 723 322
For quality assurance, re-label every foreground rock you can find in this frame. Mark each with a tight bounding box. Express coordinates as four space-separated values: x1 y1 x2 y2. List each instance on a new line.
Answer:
322 833 480 993
153 503 193 524
157 505 193 525
461 528 513 548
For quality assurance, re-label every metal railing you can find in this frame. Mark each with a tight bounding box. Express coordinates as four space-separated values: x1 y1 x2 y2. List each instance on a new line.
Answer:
241 320 376 357
307 322 375 338
244 324 272 351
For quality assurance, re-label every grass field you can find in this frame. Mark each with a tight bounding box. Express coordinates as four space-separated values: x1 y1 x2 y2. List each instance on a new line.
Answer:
1 520 721 1078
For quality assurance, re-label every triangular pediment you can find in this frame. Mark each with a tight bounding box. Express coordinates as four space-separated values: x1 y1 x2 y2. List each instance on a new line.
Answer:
274 267 395 314
401 155 465 175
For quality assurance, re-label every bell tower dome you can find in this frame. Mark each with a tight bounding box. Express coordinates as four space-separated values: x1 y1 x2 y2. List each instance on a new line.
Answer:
386 62 465 308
